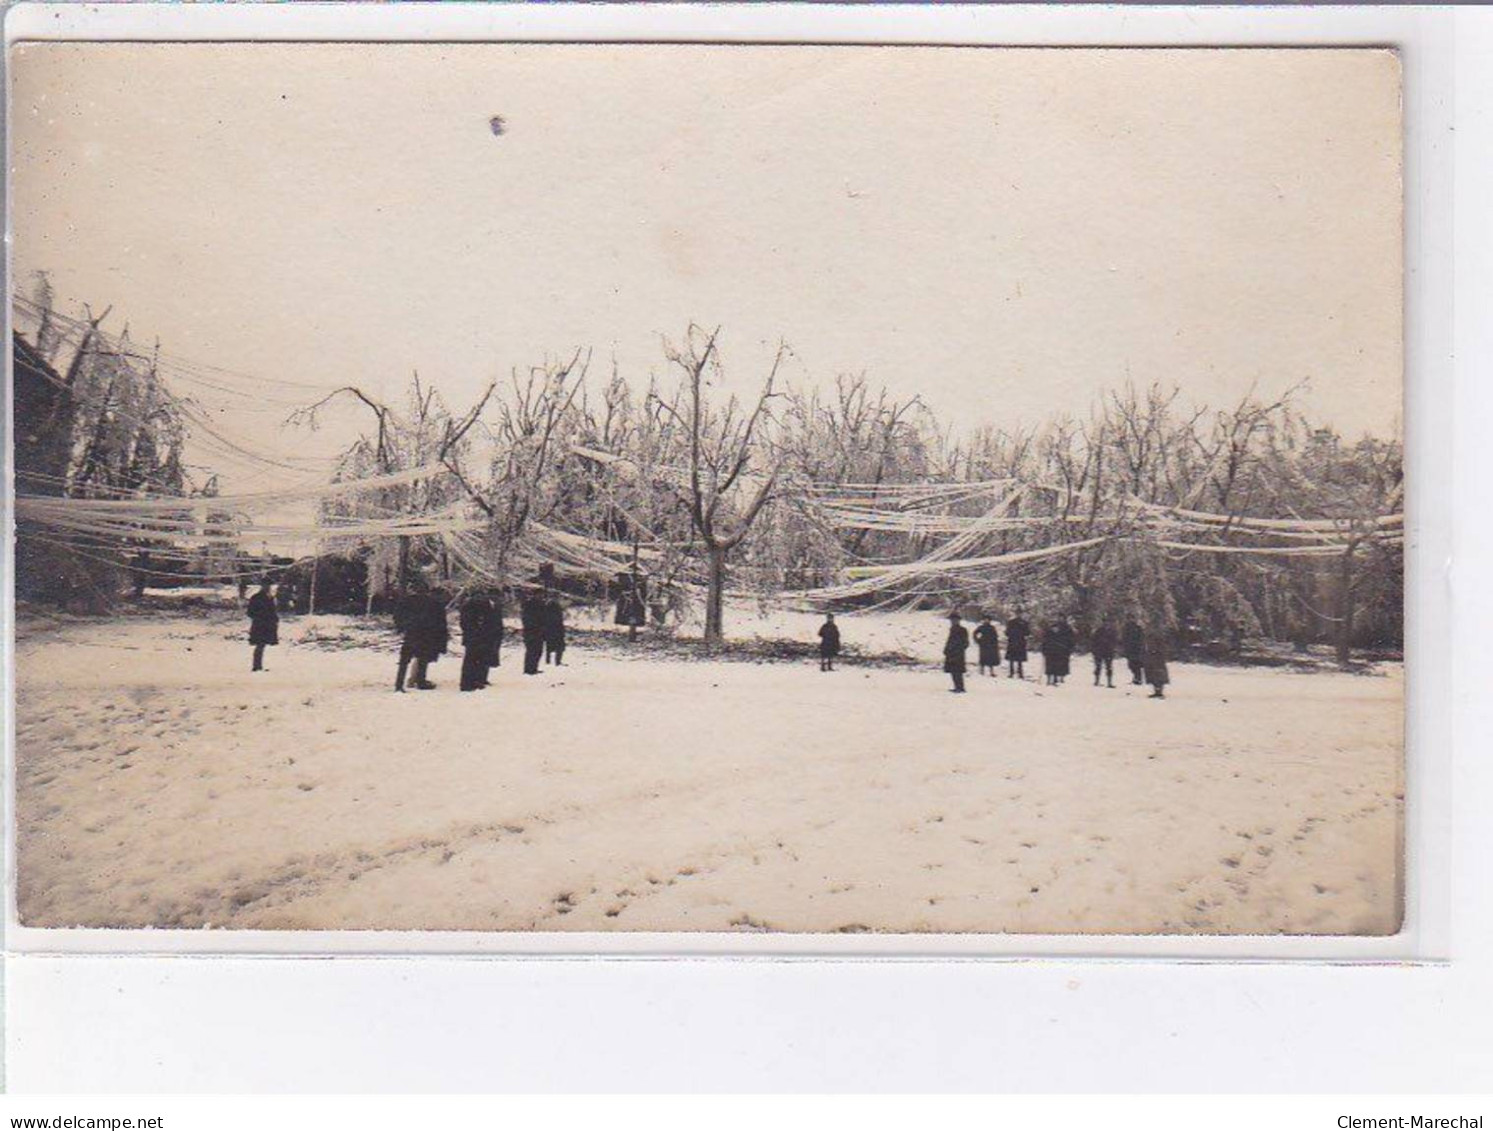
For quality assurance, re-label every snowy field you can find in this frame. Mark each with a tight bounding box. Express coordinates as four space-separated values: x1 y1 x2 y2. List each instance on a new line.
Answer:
12 604 1403 935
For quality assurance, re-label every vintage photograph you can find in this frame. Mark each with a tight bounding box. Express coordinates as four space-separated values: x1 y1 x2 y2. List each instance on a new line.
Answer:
8 44 1404 935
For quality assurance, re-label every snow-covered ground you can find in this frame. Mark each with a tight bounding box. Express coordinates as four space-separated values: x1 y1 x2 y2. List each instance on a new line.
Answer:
13 605 1403 935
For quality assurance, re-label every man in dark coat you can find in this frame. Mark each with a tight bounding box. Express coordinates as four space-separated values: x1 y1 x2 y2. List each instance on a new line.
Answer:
394 584 449 692
247 578 279 672
1122 619 1145 685
543 596 567 666
943 611 970 693
459 591 498 692
520 587 547 676
817 613 841 672
1005 609 1031 679
972 616 1000 676
1091 619 1118 688
1143 622 1171 699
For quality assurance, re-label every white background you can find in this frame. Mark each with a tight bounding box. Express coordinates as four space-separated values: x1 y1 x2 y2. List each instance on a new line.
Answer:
3 2 1490 1093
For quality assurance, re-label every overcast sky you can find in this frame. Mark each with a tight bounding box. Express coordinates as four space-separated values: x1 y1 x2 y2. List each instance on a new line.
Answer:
11 43 1402 494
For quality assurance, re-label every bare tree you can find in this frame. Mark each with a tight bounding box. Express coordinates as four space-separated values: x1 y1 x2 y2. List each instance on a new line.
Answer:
651 326 787 646
291 373 491 592
441 352 588 583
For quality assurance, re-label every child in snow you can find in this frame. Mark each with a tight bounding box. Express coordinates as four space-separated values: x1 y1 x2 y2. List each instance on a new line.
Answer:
817 614 841 671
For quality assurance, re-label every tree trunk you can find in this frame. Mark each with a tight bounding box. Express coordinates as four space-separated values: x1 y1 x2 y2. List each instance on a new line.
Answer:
397 535 411 591
704 544 727 647
1335 543 1357 668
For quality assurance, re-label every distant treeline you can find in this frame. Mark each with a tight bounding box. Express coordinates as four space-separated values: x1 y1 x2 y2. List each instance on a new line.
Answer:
13 287 1401 664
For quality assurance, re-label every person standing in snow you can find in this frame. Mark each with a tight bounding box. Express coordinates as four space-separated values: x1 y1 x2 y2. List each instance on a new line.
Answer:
458 591 497 692
247 577 279 672
543 594 567 666
972 615 1001 677
394 581 449 692
614 567 648 642
520 587 547 676
1055 617 1076 683
1005 609 1031 679
943 611 970 693
1091 618 1118 688
817 613 841 671
1143 622 1171 699
1041 618 1075 686
1040 620 1060 686
1122 618 1145 685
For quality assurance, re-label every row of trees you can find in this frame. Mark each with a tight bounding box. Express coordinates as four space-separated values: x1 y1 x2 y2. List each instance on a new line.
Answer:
300 324 1403 661
12 276 223 609
12 276 1400 660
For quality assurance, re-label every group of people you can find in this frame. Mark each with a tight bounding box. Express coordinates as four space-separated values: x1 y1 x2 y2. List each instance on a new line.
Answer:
396 582 568 692
810 606 1172 699
518 567 568 677
397 571 568 692
243 568 570 693
936 610 1171 698
249 569 1171 700
393 582 453 692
